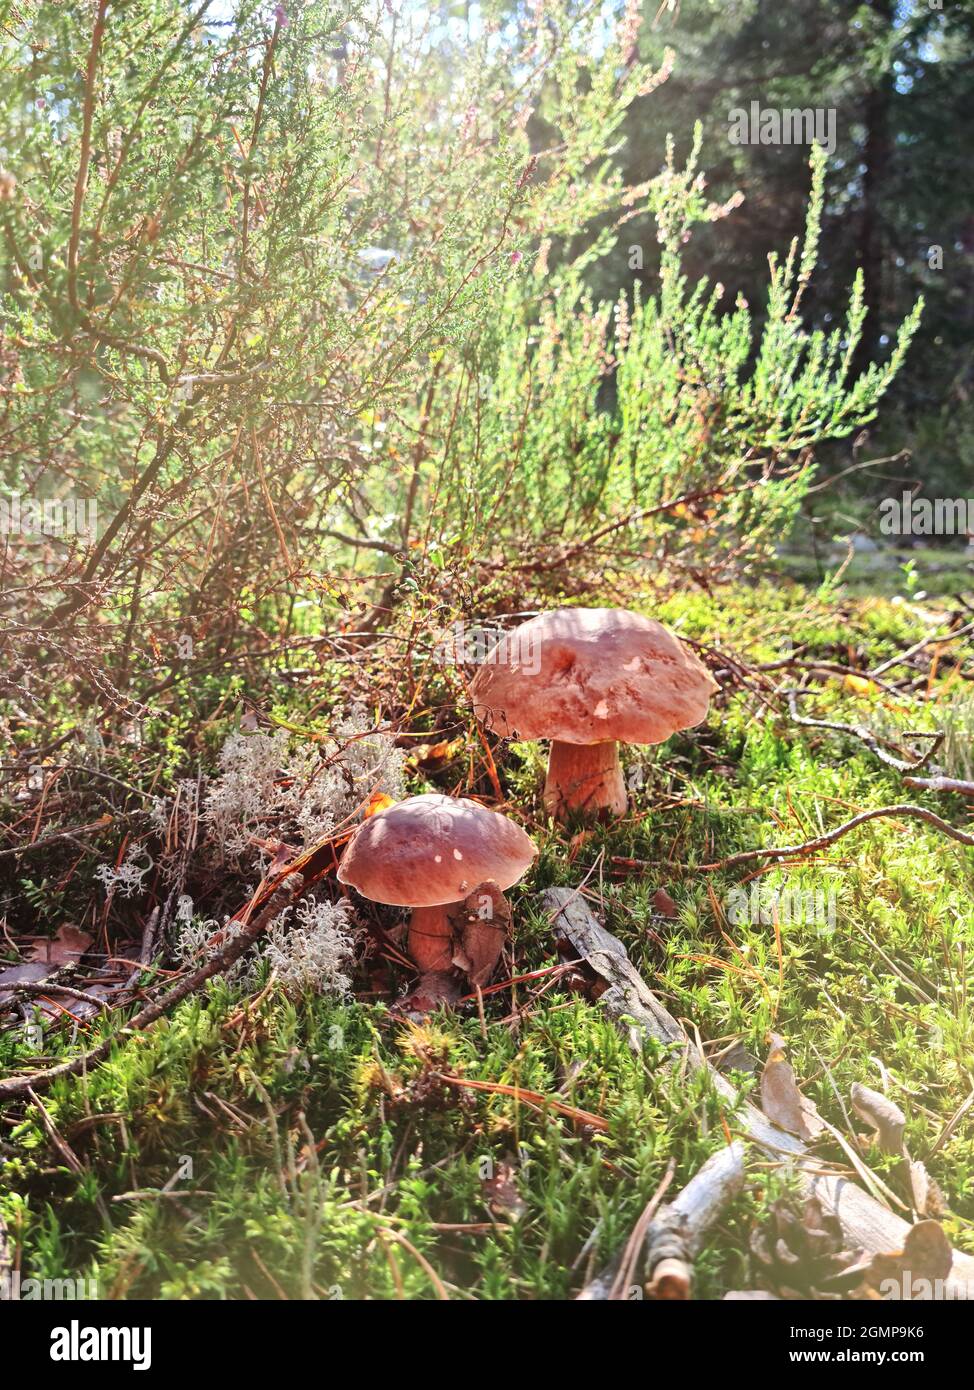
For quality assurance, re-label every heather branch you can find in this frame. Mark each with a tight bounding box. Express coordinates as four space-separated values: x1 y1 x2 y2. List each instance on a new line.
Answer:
699 804 974 872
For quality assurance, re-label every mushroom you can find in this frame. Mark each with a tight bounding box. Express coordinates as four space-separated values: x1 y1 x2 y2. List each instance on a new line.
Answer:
469 607 718 822
337 793 536 974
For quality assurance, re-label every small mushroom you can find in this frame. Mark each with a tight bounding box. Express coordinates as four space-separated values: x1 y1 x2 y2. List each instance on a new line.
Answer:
469 607 718 822
337 793 536 974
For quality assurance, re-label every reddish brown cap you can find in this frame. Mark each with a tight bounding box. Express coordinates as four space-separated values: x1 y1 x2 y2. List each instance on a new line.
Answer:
337 793 536 907
469 607 718 746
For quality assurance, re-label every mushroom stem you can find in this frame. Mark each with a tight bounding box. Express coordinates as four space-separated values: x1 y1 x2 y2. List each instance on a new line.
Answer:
408 903 458 974
544 740 627 821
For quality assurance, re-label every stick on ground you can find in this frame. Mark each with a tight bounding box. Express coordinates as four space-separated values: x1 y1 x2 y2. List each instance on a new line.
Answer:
545 885 974 1299
578 1142 746 1300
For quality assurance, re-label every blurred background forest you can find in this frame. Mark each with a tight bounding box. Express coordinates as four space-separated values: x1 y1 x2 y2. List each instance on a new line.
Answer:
592 0 973 511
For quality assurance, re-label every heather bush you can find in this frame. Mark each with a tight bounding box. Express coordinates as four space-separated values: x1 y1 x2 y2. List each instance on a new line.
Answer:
0 0 919 713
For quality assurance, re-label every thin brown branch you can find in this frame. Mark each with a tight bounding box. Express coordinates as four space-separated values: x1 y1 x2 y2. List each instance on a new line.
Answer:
786 690 943 773
698 803 974 872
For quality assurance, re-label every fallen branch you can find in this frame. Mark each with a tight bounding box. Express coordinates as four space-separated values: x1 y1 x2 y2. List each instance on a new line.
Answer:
903 775 974 796
7 981 113 1013
644 1142 747 1299
579 1142 746 1301
786 690 943 774
0 814 113 859
697 803 974 871
544 886 974 1297
869 619 974 679
0 873 304 1104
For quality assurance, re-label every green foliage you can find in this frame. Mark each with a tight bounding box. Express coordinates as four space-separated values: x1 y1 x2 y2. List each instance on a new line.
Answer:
0 0 921 700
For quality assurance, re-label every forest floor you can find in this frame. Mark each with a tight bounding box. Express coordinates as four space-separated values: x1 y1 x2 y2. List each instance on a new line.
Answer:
2 575 974 1300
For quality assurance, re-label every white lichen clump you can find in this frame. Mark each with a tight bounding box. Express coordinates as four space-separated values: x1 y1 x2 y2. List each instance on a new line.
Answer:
203 709 406 860
175 894 356 999
95 845 153 897
262 897 356 997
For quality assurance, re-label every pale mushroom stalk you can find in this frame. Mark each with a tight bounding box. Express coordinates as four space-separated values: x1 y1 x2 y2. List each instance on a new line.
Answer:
544 740 626 819
407 903 458 974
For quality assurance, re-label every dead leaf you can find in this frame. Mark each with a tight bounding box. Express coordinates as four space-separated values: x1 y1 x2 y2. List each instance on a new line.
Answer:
850 1079 947 1216
843 674 879 698
399 970 461 1016
864 1219 953 1297
363 792 396 818
850 1082 906 1157
908 1160 947 1219
652 887 679 919
760 1033 826 1142
482 1161 527 1221
449 880 511 988
406 738 463 774
26 923 93 967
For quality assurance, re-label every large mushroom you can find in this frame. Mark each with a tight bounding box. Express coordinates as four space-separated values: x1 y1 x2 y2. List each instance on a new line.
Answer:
469 607 718 821
337 793 536 974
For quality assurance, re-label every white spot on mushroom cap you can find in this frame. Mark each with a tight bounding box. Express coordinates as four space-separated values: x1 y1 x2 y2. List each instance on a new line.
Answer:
453 848 463 860
594 700 610 719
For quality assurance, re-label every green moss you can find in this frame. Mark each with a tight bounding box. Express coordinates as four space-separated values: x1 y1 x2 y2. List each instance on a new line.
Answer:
3 582 973 1298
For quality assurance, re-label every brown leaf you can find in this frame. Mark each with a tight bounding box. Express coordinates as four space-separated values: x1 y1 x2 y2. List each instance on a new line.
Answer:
449 880 511 988
406 738 463 774
652 887 679 919
908 1160 947 1219
863 1219 953 1297
399 970 462 1016
482 1161 527 1222
850 1082 907 1157
902 1219 953 1281
760 1033 825 1142
26 923 93 967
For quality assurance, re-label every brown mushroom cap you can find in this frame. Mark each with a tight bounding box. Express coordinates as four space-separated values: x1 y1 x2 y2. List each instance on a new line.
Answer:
336 793 536 908
469 607 718 746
